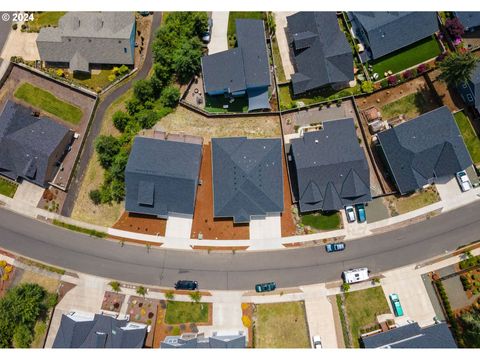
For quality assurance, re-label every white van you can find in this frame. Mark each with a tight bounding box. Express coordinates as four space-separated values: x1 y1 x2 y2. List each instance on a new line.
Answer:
342 268 369 284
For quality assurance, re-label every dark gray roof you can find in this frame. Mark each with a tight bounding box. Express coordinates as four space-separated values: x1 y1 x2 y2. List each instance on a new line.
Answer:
125 136 202 218
161 332 246 348
37 12 135 72
362 323 457 348
289 118 371 212
53 313 147 348
247 87 270 111
201 19 270 95
456 12 480 30
0 101 72 188
348 12 438 60
377 106 473 194
211 137 284 223
287 12 354 95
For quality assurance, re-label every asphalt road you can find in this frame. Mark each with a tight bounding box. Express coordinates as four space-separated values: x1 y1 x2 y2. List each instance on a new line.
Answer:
0 12 13 66
61 12 162 216
1 201 480 290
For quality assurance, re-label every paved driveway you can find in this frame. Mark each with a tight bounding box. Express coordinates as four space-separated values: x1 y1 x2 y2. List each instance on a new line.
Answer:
249 215 281 240
13 181 45 207
208 12 229 55
165 215 193 239
273 12 295 80
1 28 39 61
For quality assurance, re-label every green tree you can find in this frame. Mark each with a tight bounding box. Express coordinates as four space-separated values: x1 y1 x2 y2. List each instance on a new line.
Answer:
89 189 102 205
459 308 480 347
126 97 145 116
112 111 131 132
438 51 480 86
12 324 33 348
160 86 180 108
135 109 159 129
189 291 202 303
136 286 147 298
172 38 203 84
95 135 121 169
109 281 121 293
165 290 175 300
133 79 155 103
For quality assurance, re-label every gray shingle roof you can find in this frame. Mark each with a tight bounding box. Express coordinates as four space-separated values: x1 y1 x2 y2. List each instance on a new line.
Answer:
37 12 135 72
161 332 246 348
0 100 72 188
348 12 438 60
377 106 473 194
211 137 284 223
201 19 270 97
289 118 371 212
287 12 354 95
362 322 457 348
125 136 202 218
456 12 480 30
53 314 146 348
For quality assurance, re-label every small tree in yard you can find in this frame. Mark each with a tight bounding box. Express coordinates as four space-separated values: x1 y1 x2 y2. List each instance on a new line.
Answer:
341 283 350 293
445 17 465 39
439 51 480 86
95 135 121 169
109 281 121 293
89 189 102 205
160 86 180 108
136 286 147 298
12 325 33 348
165 290 175 301
189 291 202 303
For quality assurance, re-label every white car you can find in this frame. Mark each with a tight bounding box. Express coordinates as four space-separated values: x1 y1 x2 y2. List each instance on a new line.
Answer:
345 206 356 223
456 171 472 192
312 335 322 349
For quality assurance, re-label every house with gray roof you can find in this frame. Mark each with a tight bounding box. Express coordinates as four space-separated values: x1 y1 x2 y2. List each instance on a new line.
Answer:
377 106 473 195
457 62 480 115
125 136 202 218
288 118 371 212
211 137 284 223
362 322 457 348
37 12 136 73
455 12 480 32
0 101 73 188
161 331 246 348
286 12 354 95
53 312 147 348
348 12 438 61
201 19 271 111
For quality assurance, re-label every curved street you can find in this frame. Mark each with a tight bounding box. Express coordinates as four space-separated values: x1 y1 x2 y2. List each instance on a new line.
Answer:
1 199 479 290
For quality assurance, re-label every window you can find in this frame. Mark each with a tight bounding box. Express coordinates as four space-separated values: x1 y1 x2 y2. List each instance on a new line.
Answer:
124 47 127 53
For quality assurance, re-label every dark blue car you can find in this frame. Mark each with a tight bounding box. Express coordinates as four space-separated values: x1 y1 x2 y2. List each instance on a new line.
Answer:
325 242 346 253
355 204 366 223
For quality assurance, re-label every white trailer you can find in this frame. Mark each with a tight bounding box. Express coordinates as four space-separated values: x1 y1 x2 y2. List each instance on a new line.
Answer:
342 268 369 284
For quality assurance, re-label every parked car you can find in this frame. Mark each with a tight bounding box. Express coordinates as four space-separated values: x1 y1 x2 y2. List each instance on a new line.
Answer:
345 206 356 223
325 242 346 253
174 280 198 290
456 170 472 192
355 204 366 223
389 293 404 317
312 335 322 349
255 282 276 293
202 18 213 43
342 268 370 284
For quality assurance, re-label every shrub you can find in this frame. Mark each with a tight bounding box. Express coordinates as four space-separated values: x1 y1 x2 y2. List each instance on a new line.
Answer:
387 75 398 86
95 135 121 169
341 283 350 292
445 17 465 38
56 69 64 77
171 326 181 336
361 80 374 94
241 303 249 310
12 23 18 30
160 85 180 108
12 325 33 348
402 69 413 80
380 79 388 88
0 260 6 267
242 315 252 327
108 74 116 82
112 111 131 132
417 63 427 74
89 189 102 205
117 65 130 76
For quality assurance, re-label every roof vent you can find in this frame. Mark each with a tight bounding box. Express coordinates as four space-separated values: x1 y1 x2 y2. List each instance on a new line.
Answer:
315 139 319 143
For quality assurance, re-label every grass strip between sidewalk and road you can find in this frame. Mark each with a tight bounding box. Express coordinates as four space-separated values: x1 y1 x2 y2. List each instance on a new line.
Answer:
52 219 107 238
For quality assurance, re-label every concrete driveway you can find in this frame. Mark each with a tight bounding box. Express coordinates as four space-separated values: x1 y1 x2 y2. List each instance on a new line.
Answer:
13 181 44 207
165 215 193 239
435 174 480 211
273 12 296 80
0 27 39 61
249 215 281 240
208 12 229 55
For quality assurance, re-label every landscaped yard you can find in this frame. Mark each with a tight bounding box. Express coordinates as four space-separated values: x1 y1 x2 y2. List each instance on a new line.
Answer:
228 12 265 47
14 83 83 125
71 70 116 92
205 94 249 113
279 83 361 110
386 186 441 216
370 36 442 78
26 12 66 32
343 286 390 347
454 111 480 165
254 301 310 348
164 301 210 325
380 91 429 120
0 177 18 198
301 212 341 231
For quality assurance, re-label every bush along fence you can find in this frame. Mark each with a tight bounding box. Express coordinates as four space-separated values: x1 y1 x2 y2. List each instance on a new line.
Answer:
433 279 462 346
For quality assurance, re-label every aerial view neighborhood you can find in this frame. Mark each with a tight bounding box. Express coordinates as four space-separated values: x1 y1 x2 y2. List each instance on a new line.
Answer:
1 6 480 354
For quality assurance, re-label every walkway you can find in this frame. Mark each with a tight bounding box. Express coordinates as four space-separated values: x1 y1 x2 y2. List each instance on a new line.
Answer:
208 12 229 54
273 12 295 81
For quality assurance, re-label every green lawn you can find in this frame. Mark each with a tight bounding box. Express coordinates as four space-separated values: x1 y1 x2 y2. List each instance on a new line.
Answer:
344 286 390 347
301 212 341 230
14 83 83 125
254 302 310 348
370 36 442 78
380 92 429 120
228 12 265 47
71 70 116 91
164 301 209 325
0 177 18 198
279 83 361 110
27 12 66 32
454 111 480 164
205 94 249 113
272 36 286 83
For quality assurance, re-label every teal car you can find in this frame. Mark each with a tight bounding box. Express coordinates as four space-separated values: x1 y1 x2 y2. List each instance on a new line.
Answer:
255 282 276 293
389 293 404 317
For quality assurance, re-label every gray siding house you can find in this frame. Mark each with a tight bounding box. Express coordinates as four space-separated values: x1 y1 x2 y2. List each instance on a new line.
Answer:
455 12 480 32
161 331 246 348
0 101 73 188
37 12 136 73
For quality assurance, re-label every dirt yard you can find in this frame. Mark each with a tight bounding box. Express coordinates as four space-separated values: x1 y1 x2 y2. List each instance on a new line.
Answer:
190 144 250 240
157 106 282 143
113 212 167 236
